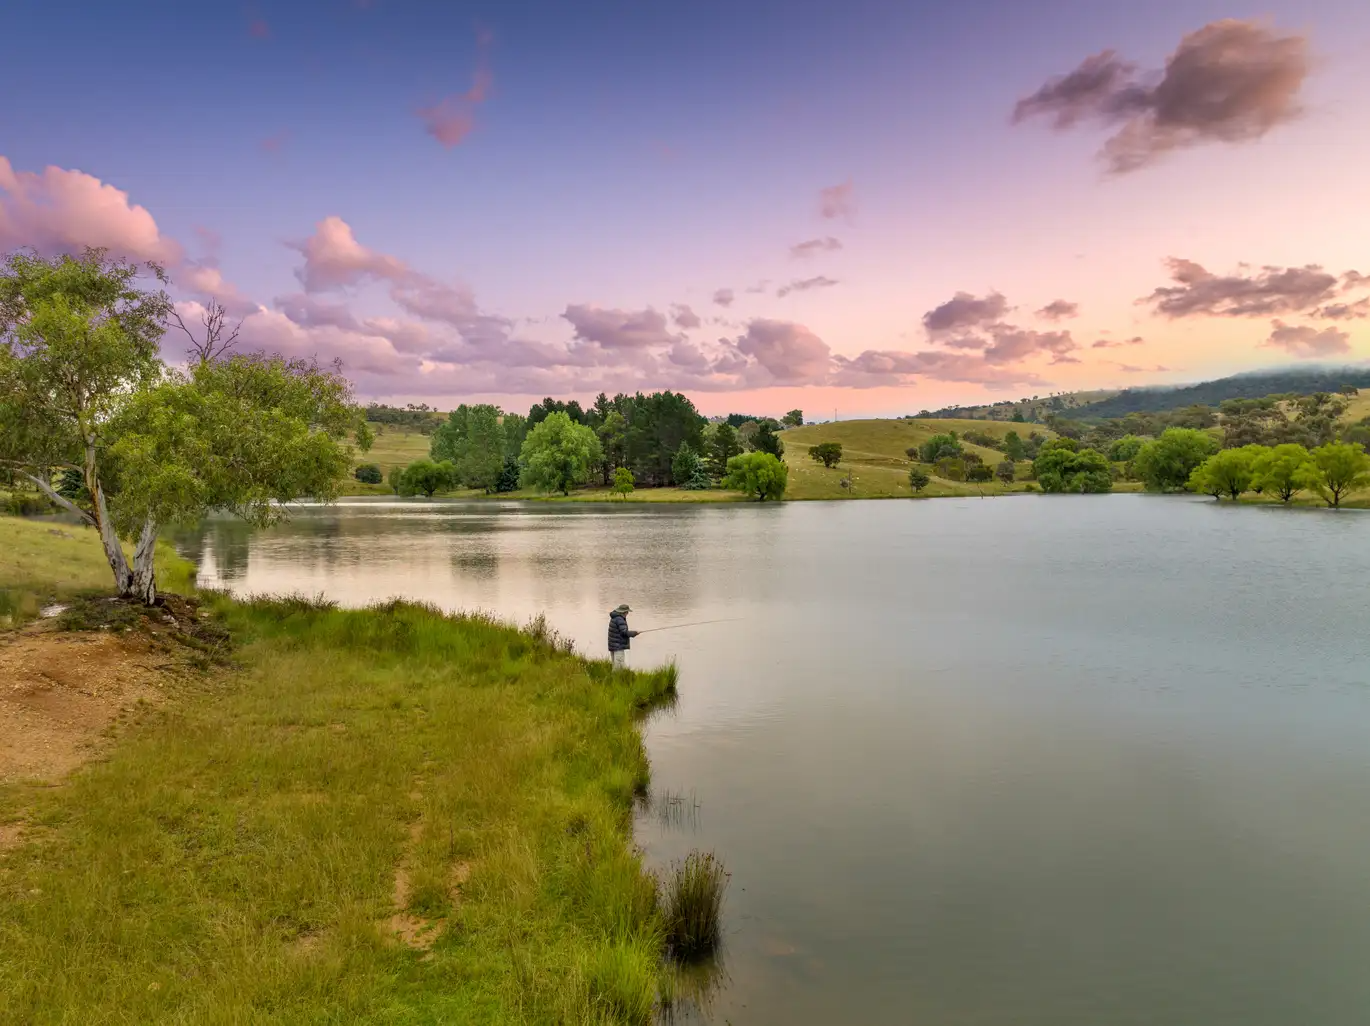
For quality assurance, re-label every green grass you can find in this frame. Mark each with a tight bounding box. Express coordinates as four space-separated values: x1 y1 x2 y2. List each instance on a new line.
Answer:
0 523 681 1024
341 426 435 494
0 516 194 627
659 852 729 961
779 418 1049 500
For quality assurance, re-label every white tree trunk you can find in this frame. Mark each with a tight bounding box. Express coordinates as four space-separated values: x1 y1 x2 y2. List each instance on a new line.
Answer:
82 437 137 601
129 515 160 606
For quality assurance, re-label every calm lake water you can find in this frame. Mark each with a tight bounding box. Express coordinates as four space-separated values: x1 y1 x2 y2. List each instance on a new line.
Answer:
181 495 1370 1025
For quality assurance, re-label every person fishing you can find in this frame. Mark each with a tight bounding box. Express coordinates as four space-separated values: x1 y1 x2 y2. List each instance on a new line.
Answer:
608 604 638 671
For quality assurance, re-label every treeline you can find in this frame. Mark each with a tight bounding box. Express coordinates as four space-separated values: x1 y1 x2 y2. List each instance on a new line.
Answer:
363 403 445 434
1073 371 1370 420
368 392 797 497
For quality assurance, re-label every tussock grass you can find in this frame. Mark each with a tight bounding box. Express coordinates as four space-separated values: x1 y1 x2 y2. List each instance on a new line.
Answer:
0 527 682 1023
659 851 730 961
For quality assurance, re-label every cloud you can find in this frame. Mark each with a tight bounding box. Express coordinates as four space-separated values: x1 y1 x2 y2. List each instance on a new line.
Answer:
1263 320 1351 358
1036 299 1079 320
776 275 839 298
712 288 735 307
289 215 409 291
733 320 832 383
0 155 182 264
818 181 854 219
562 305 682 350
1091 335 1145 348
790 236 843 259
671 303 701 329
981 326 1077 365
1140 257 1346 318
831 349 1045 389
416 28 493 147
1013 19 1310 172
1116 363 1173 374
922 290 1010 334
1315 298 1370 320
745 280 770 294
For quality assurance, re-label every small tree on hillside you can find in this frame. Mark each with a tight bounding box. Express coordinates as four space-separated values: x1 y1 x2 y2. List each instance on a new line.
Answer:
354 463 383 485
519 411 603 495
908 467 931 493
995 460 1016 485
387 464 405 494
808 442 843 468
905 447 920 462
919 433 962 463
612 466 635 500
722 451 788 501
782 409 804 427
0 249 367 604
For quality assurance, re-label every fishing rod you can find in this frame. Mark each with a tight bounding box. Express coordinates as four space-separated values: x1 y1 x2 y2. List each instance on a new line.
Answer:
634 617 744 635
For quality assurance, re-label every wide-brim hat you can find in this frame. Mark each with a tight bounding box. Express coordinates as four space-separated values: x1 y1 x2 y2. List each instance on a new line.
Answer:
615 604 632 613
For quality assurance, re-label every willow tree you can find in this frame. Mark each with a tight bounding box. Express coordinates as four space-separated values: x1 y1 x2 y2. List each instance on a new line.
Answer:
0 248 369 604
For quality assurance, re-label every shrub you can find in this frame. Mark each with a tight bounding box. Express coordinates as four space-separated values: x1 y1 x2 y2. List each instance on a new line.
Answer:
908 467 931 493
808 442 843 468
995 460 1016 485
966 464 993 483
659 851 729 961
353 463 382 485
722 452 787 501
495 455 521 493
919 433 962 463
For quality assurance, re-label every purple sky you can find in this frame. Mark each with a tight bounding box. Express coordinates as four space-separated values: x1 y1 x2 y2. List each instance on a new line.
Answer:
3 0 1369 416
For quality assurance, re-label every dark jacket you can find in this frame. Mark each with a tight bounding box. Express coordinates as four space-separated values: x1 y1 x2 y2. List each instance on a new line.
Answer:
608 611 637 652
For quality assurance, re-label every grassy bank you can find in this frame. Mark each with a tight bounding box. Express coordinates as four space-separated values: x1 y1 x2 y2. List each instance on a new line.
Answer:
0 518 680 1024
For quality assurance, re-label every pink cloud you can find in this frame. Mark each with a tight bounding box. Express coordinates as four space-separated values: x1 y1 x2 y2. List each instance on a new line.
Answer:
922 290 1011 334
0 156 182 264
416 29 494 148
289 215 409 291
712 288 735 307
818 181 854 220
1091 335 1145 348
248 18 270 40
562 305 682 349
671 304 702 329
790 236 843 259
733 320 831 383
1263 320 1351 358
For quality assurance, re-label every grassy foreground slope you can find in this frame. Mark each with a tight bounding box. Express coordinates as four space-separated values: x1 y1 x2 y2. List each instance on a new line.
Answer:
0 517 677 1024
780 419 1046 500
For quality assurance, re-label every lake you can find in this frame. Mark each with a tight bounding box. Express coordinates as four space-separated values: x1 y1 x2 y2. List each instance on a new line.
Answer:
181 494 1370 1025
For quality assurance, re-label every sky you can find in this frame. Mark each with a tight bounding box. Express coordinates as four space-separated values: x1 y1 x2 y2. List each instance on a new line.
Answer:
4 0 1370 418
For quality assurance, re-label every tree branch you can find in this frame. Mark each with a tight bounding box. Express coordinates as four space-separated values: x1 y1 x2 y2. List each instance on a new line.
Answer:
169 298 243 364
20 472 95 526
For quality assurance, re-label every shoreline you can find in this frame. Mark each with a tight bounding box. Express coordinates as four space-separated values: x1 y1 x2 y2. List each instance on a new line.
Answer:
0 516 682 1023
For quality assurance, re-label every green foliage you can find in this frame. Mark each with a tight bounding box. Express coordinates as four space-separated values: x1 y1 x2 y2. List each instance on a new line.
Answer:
611 466 635 500
1251 443 1313 504
1076 369 1370 419
495 455 521 493
908 467 931 493
500 411 529 458
1188 445 1264 500
966 464 993 483
353 463 383 485
363 402 443 433
1304 442 1370 508
708 422 742 477
995 460 1016 485
722 451 788 501
519 411 604 495
670 443 704 487
751 421 785 459
919 432 962 463
386 464 404 494
398 459 455 498
808 441 843 468
1002 430 1026 462
962 430 1004 451
934 456 965 481
597 410 628 483
1033 443 1113 493
430 404 506 492
1132 428 1220 492
904 447 920 462
782 409 804 427
1108 434 1146 463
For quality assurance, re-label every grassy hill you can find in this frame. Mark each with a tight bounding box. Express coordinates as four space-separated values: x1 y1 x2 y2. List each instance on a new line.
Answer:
780 419 1048 500
917 391 1117 424
1072 368 1370 420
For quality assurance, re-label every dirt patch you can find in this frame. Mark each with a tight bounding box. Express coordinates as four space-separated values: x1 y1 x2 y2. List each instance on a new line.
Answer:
0 821 23 851
0 624 186 784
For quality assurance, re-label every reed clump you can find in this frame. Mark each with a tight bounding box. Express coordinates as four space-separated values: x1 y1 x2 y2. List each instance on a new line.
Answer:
659 851 729 961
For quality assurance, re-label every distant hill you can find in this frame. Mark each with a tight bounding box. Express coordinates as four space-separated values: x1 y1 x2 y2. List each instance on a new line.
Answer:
1072 366 1370 420
915 390 1118 423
